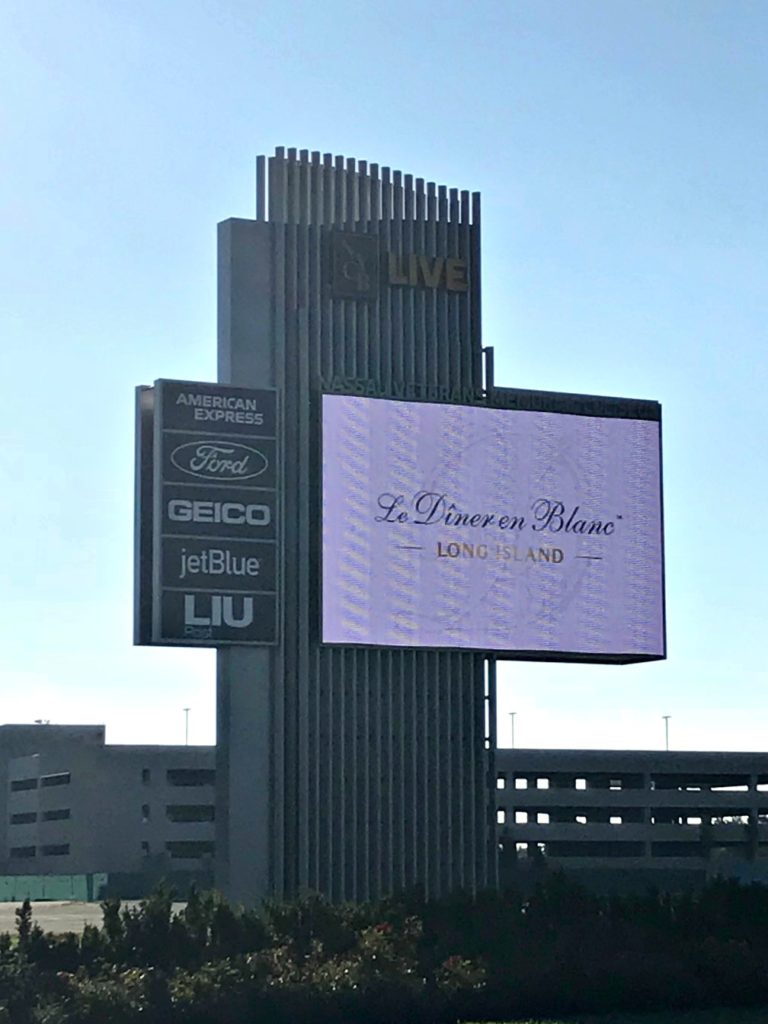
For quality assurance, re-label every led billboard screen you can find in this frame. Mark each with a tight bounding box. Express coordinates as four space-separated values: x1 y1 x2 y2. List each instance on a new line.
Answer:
322 392 664 663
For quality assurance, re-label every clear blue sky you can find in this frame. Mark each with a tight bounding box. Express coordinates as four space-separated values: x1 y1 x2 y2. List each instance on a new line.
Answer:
2 1 766 750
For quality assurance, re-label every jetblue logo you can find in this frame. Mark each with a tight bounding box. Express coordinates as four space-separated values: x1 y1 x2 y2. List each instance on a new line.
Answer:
179 548 260 581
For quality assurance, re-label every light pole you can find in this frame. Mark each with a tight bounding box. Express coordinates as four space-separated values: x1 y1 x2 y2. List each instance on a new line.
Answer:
184 707 190 746
509 712 516 749
662 715 670 752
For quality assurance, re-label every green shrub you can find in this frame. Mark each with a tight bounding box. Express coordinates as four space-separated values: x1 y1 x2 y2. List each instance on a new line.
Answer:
2 877 768 1022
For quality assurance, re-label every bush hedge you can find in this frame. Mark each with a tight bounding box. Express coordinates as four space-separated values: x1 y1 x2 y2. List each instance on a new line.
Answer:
3 875 768 1022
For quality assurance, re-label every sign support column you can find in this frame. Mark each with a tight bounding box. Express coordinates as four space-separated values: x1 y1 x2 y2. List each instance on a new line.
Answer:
216 217 276 902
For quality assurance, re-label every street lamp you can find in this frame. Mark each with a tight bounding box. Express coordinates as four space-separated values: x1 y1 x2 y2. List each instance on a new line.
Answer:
509 712 516 749
184 707 190 746
662 715 671 752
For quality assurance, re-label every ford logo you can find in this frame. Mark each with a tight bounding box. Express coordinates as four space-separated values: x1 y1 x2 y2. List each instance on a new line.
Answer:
171 441 268 481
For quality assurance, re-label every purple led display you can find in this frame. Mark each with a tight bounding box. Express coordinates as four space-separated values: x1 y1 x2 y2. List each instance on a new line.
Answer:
322 394 664 662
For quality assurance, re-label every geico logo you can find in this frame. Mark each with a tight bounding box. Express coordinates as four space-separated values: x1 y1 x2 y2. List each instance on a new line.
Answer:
167 500 271 526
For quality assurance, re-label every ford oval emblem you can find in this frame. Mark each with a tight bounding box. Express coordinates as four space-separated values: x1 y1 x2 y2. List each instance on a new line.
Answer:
171 441 268 481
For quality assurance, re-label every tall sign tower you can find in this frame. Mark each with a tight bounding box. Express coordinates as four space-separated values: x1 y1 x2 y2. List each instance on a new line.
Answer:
137 147 665 904
216 148 496 902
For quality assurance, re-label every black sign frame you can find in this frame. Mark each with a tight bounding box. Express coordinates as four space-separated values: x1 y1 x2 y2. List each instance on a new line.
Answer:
134 379 280 648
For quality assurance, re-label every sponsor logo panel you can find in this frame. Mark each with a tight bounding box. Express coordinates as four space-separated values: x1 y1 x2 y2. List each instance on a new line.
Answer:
160 382 277 435
160 590 277 644
161 538 277 591
161 485 277 539
143 380 280 648
162 433 276 488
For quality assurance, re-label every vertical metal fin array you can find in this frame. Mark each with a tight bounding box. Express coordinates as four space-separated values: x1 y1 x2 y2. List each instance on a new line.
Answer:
266 148 495 899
